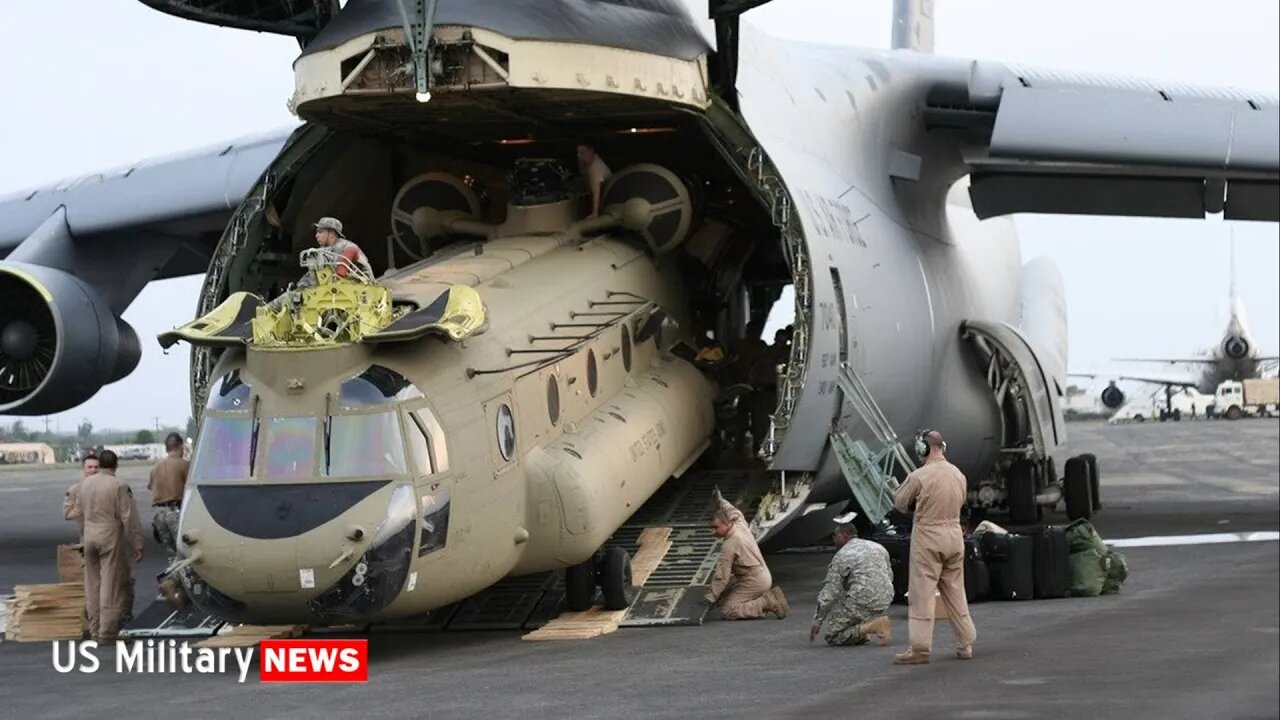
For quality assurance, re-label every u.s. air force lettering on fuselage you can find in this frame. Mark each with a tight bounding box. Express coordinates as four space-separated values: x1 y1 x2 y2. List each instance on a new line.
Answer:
798 190 867 248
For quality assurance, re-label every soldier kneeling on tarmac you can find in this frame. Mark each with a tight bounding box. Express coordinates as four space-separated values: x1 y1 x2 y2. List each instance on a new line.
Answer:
703 489 789 619
809 511 894 646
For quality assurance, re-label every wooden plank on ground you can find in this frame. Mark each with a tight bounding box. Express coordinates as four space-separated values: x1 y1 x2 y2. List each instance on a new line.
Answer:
522 526 673 642
194 624 306 648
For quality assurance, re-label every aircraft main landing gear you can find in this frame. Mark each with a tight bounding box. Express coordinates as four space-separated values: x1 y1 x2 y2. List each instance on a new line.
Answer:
563 547 637 612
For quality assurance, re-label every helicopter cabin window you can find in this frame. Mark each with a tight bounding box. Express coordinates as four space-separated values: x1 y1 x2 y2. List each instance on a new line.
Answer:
621 324 633 372
587 349 599 397
338 365 422 409
205 370 252 412
325 412 407 477
191 415 255 482
547 375 561 425
496 404 516 462
406 409 449 476
263 416 318 480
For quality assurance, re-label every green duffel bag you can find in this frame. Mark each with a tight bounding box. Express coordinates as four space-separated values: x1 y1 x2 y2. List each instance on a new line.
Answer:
1065 519 1109 555
1069 548 1109 597
1102 550 1129 594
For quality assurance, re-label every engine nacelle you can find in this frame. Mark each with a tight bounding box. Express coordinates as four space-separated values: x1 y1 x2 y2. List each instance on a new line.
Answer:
0 262 140 415
1100 382 1125 410
1222 334 1250 360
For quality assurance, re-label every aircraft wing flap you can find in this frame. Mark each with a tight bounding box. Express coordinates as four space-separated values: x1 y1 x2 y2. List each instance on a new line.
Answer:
927 60 1280 221
986 84 1279 175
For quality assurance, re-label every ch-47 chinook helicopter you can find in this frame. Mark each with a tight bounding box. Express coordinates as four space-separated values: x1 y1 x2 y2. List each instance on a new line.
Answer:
0 0 1276 625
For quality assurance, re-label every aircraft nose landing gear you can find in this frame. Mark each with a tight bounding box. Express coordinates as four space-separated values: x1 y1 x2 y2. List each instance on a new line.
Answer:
564 546 636 612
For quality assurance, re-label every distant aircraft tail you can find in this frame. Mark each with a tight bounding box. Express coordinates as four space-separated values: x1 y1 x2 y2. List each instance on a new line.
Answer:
892 0 935 52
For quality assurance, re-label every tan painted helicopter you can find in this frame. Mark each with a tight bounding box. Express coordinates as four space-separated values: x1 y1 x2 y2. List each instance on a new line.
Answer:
159 164 722 623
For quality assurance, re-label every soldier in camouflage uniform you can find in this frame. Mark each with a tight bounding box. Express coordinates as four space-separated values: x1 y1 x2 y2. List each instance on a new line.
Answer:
302 217 374 286
809 512 894 646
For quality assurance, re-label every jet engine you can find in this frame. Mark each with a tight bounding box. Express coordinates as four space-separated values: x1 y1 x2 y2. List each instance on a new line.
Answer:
1222 334 1250 359
0 262 141 415
1100 382 1125 409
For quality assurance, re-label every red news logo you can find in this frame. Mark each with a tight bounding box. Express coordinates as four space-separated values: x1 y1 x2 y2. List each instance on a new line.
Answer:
259 639 368 683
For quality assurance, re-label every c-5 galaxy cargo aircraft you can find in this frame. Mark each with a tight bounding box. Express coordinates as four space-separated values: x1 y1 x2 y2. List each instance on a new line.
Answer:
0 0 1276 625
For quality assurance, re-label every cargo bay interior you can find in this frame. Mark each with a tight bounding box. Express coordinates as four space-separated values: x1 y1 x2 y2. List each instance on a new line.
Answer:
210 100 799 465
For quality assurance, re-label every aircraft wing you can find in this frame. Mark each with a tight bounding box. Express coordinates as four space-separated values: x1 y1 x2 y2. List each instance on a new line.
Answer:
1070 371 1200 388
919 60 1279 221
0 126 296 280
1111 356 1217 365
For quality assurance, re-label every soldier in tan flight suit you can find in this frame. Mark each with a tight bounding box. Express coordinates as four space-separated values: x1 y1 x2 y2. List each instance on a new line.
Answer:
64 453 133 623
704 491 789 619
74 450 145 644
891 430 977 664
62 454 99 538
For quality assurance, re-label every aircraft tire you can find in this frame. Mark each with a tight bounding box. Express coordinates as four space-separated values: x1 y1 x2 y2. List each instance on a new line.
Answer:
1006 460 1037 526
599 547 635 611
1080 453 1101 511
1173 409 1183 421
565 559 596 611
1064 456 1093 521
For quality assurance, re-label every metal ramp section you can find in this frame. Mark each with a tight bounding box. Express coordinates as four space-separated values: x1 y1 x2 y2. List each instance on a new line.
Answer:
119 600 224 640
831 362 916 525
615 469 770 627
399 469 771 633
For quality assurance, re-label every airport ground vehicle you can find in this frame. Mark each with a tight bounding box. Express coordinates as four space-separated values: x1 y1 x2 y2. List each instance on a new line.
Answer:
1209 378 1280 420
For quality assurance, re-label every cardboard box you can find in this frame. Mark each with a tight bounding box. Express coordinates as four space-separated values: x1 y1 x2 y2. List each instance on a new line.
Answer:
57 544 84 583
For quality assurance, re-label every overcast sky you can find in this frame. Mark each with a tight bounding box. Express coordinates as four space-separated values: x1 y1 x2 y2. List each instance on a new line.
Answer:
1 0 1277 431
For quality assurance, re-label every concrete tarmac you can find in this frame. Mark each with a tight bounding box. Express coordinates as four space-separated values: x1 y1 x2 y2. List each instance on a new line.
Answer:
0 420 1276 719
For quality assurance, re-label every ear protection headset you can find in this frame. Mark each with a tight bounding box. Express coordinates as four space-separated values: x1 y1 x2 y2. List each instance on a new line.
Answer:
914 428 946 460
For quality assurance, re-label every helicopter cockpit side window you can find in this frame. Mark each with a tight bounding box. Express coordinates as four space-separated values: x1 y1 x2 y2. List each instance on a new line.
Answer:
405 408 449 477
206 370 252 412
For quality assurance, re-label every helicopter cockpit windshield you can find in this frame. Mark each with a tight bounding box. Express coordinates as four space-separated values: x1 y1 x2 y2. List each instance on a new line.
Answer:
190 365 435 484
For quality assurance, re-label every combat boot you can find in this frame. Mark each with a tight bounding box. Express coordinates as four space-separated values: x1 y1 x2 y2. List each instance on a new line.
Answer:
859 615 892 646
159 578 188 609
766 587 789 619
892 648 931 665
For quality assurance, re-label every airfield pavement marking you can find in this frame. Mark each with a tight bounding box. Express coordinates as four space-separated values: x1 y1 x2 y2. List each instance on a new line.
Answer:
1100 473 1185 487
1109 531 1280 548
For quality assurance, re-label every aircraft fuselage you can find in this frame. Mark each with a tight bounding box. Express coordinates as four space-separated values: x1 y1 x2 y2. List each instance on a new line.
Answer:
168 18 1066 622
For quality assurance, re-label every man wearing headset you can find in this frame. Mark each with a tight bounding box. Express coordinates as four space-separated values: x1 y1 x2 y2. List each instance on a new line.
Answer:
890 429 977 665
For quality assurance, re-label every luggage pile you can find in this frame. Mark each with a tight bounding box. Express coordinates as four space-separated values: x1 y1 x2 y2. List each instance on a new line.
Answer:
874 518 1128 605
1064 519 1130 597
